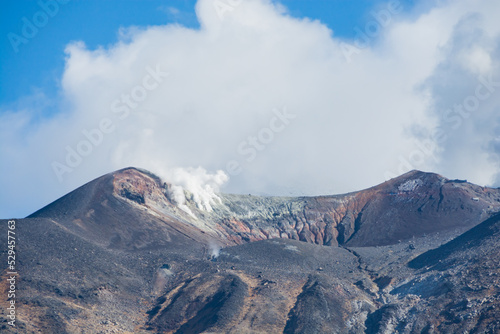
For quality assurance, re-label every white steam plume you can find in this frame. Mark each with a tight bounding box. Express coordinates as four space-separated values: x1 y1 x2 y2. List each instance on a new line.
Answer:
208 240 221 259
155 166 229 216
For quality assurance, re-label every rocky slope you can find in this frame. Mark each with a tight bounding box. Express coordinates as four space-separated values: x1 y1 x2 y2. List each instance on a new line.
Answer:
1 167 500 333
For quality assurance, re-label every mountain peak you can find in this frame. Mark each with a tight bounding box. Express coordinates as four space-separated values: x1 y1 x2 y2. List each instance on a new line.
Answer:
10 167 500 333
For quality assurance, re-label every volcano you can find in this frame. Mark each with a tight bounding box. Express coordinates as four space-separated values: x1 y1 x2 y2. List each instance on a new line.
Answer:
1 167 500 333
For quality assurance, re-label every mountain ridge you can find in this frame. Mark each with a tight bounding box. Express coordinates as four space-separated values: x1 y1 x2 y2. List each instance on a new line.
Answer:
2 167 500 333
29 167 500 248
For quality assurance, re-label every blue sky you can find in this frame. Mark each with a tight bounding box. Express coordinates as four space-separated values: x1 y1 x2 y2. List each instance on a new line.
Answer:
0 0 417 109
1 0 499 218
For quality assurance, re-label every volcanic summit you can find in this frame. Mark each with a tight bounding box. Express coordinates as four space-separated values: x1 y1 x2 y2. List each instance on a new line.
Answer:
1 167 500 333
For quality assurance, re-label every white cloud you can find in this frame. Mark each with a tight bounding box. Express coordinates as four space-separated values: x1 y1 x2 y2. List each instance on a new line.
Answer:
421 3 500 185
1 0 500 218
462 47 493 75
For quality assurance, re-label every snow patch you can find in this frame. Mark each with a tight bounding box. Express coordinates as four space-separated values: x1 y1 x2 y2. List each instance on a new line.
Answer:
284 245 300 252
398 179 423 193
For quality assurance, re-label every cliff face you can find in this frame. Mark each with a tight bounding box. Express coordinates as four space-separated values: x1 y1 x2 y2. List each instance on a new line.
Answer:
3 167 500 333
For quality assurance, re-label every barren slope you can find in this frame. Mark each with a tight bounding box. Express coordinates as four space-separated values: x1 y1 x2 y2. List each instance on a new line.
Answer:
1 167 499 333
